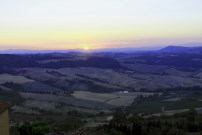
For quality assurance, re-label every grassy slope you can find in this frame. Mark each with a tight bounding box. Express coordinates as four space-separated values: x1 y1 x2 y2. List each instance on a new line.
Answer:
0 74 59 92
127 92 202 113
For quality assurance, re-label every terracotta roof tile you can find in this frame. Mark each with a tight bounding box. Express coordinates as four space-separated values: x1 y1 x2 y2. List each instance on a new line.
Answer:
0 99 13 113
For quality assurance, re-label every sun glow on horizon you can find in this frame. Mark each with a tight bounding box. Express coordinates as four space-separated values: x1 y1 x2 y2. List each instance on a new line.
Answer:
83 44 90 50
84 47 89 50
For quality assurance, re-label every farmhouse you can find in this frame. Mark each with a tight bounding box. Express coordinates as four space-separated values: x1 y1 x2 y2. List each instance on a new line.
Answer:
118 91 129 94
0 99 13 135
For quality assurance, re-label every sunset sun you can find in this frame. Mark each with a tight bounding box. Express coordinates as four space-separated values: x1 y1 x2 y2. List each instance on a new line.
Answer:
84 47 89 50
83 44 90 50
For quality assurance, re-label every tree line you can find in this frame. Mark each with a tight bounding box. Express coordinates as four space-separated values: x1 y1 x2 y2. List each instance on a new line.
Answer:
98 109 202 135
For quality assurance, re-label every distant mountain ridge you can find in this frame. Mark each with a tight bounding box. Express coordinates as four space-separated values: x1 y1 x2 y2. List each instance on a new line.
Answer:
1 43 202 54
0 49 82 54
0 47 161 54
158 46 202 53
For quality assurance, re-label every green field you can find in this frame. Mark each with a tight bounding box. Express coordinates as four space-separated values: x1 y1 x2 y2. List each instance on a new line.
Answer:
127 92 202 113
72 91 153 106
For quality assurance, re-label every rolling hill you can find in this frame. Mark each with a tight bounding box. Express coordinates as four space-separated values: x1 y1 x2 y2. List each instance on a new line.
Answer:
1 46 202 92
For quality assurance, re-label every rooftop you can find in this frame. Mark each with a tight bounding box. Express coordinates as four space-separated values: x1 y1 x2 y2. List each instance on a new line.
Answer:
0 99 13 113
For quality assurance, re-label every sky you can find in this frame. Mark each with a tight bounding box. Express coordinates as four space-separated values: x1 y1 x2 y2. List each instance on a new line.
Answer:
0 0 202 50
